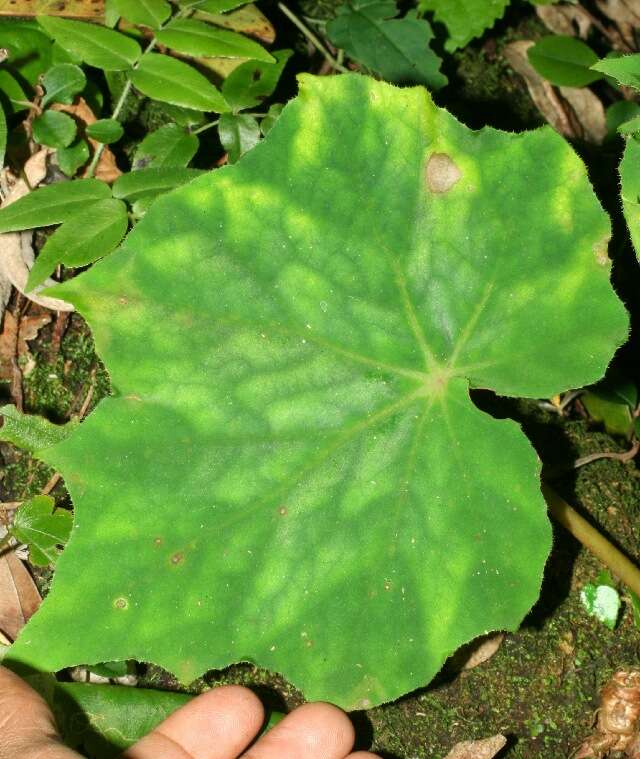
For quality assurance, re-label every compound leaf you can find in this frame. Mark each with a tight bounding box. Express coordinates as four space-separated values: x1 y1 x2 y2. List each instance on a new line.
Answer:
7 74 627 709
0 178 111 233
26 199 129 291
327 1 446 89
37 16 141 72
156 18 274 62
130 54 229 112
132 124 199 169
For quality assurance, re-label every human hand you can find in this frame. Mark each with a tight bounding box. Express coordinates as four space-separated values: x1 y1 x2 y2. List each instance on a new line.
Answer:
0 665 380 758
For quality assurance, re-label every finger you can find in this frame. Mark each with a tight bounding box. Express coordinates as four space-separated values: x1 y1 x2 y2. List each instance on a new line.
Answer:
0 665 77 759
123 684 264 759
347 753 383 758
242 702 355 759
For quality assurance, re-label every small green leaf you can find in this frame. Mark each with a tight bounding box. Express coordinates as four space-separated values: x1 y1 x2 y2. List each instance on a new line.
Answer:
56 139 90 177
180 0 248 11
27 198 128 290
42 63 86 106
222 49 291 111
218 113 260 163
582 390 632 437
157 18 273 61
259 102 283 136
630 590 640 630
591 53 640 91
86 119 125 145
0 178 111 233
580 583 620 629
32 110 77 149
418 0 509 52
528 36 602 88
130 54 229 112
112 0 172 28
0 405 76 453
10 495 73 567
327 2 446 90
0 69 29 115
133 124 199 169
0 19 53 86
37 15 141 72
87 660 134 679
112 168 205 201
620 136 640 257
52 683 193 756
619 115 640 136
606 101 640 138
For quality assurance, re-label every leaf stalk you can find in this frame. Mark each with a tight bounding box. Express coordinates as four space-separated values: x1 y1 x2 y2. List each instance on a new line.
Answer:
542 483 640 598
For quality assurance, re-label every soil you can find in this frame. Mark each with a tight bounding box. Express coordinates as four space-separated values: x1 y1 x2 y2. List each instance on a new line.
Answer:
1 1 639 758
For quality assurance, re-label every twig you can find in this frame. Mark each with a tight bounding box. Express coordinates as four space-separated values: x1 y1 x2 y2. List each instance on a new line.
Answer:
76 369 96 419
0 502 22 511
9 296 25 413
192 119 219 136
277 2 349 74
542 483 640 598
572 439 640 470
42 473 61 496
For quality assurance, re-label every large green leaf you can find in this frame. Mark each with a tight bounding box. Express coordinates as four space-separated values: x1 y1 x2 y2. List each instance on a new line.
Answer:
37 16 141 71
32 110 77 149
7 74 626 709
419 0 509 51
129 54 229 112
326 1 446 89
156 18 274 62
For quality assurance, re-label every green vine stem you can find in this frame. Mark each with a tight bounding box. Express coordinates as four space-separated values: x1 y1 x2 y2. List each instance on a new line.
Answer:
542 483 640 597
277 2 349 74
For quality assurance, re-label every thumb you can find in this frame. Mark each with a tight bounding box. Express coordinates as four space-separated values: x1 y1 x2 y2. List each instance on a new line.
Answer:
0 665 78 759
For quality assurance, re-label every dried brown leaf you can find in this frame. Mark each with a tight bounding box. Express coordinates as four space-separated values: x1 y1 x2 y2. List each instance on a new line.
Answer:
444 734 507 759
536 4 592 38
450 632 505 671
195 3 275 44
0 0 104 20
595 0 640 49
0 310 52 380
0 550 41 642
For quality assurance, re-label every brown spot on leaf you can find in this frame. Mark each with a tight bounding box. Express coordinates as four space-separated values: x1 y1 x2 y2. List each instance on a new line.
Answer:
153 537 163 547
593 235 611 266
113 597 128 610
426 153 462 194
278 506 288 516
171 552 185 565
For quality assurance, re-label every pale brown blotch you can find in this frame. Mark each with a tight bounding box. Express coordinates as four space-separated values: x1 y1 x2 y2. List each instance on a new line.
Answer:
426 152 462 194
